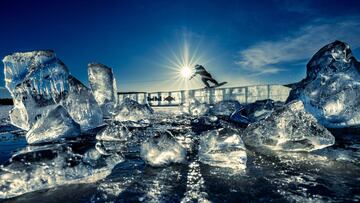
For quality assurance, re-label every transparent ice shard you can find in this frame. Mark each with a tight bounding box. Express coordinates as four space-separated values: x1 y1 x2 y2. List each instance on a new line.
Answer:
181 99 209 117
26 106 81 144
243 99 283 122
209 100 242 117
62 76 103 131
96 121 131 142
140 130 186 166
88 63 117 116
0 143 124 199
243 100 335 152
199 128 247 170
287 41 360 128
3 50 69 130
113 98 153 122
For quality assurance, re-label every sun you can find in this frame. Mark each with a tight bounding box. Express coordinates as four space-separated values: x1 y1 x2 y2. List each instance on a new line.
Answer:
180 66 192 78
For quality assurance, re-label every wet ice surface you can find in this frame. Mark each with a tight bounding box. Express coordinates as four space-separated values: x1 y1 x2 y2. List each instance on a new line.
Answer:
0 108 360 202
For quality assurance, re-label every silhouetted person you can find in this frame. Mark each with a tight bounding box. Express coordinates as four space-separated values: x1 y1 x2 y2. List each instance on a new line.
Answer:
189 64 219 88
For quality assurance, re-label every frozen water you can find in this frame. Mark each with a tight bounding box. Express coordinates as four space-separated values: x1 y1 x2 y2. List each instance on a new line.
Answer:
0 104 359 202
96 121 131 141
140 130 186 166
229 109 250 125
199 128 247 170
62 76 103 131
88 63 117 116
243 99 283 122
0 105 12 121
2 50 103 131
113 98 153 122
182 99 209 116
26 106 81 144
0 143 124 199
3 50 69 130
181 161 210 203
287 41 360 128
243 100 335 152
208 100 242 117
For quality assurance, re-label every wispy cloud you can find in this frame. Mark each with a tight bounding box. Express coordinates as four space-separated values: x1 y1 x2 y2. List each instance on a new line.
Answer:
236 17 360 75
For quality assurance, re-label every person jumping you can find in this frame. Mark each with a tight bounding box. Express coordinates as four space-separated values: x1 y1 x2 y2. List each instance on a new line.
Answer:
189 64 220 88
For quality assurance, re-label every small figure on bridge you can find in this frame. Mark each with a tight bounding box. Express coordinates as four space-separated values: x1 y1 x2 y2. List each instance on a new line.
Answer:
189 64 227 88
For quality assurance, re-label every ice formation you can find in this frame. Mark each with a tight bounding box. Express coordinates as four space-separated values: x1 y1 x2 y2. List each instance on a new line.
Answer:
26 106 81 144
0 144 124 199
3 51 69 130
287 41 360 128
88 63 117 116
96 121 131 141
243 99 283 122
62 76 103 131
140 130 186 166
181 98 209 116
113 98 153 122
243 100 335 152
208 100 242 117
2 50 103 131
229 109 250 125
199 128 247 170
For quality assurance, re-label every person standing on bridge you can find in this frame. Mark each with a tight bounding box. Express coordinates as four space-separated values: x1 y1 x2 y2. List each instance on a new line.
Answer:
189 64 220 88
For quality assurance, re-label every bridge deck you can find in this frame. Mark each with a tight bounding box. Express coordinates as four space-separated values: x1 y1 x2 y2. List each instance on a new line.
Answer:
117 84 291 106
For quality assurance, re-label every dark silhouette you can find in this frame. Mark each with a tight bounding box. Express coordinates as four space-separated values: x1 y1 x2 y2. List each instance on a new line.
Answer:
189 64 220 88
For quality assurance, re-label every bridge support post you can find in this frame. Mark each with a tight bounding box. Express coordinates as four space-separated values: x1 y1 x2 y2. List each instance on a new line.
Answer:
180 91 185 105
157 92 161 106
245 86 248 104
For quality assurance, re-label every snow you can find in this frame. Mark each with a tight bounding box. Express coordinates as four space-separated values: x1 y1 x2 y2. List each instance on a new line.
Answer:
26 106 81 144
243 100 335 152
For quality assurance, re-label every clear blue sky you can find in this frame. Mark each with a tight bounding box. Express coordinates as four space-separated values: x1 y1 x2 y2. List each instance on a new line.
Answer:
1 0 359 92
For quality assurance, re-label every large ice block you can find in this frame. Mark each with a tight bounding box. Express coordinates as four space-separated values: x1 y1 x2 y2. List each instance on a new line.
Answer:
88 63 117 116
26 106 81 144
181 98 209 117
243 100 335 152
208 100 242 117
0 143 124 199
96 121 131 141
243 99 283 122
140 130 186 166
287 41 360 128
3 50 69 130
113 98 153 122
199 128 247 170
61 76 103 131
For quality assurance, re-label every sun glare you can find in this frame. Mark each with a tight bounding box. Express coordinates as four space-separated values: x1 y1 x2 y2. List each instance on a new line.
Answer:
157 35 212 90
180 66 192 78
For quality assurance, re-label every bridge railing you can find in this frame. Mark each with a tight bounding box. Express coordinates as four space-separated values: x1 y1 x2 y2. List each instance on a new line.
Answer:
117 84 291 106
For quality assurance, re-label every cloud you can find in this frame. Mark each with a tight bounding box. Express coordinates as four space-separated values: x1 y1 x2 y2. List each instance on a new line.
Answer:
236 17 360 75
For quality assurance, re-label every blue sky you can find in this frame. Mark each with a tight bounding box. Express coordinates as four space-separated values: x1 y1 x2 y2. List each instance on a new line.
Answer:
0 0 359 92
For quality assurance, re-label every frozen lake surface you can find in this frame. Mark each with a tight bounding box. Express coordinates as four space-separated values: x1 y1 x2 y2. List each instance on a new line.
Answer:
0 106 359 202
